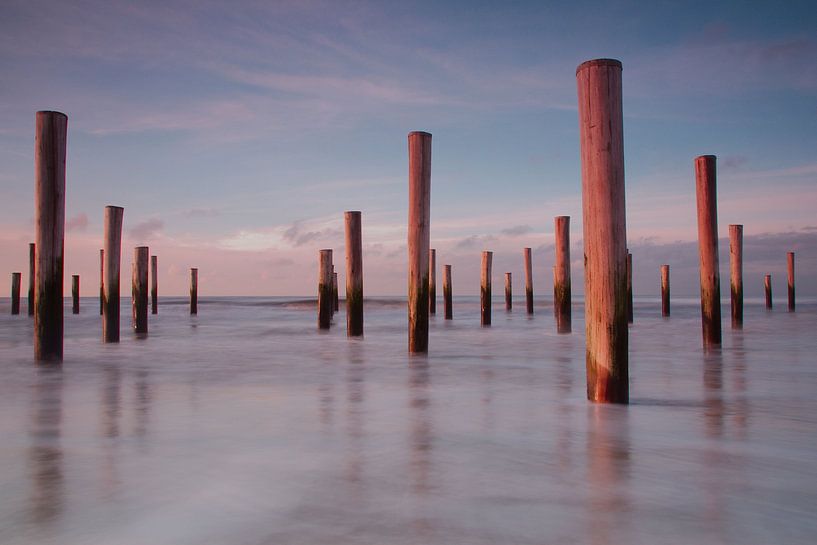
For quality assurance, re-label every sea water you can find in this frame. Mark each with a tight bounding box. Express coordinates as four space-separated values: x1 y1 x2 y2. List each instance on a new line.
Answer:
1 296 816 544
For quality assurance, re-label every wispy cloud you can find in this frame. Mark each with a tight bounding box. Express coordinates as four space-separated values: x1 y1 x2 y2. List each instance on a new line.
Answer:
66 212 89 232
129 217 164 241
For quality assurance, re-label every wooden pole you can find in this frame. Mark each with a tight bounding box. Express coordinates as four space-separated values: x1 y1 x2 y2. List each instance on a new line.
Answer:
318 249 333 329
408 131 431 353
443 264 452 320
626 251 633 324
787 252 795 312
132 247 148 334
71 275 79 314
660 265 670 317
554 216 571 333
481 251 493 326
151 255 158 314
190 268 198 315
34 111 67 361
576 58 628 403
99 249 104 316
505 272 512 311
729 224 743 328
429 249 437 315
764 274 772 309
695 155 722 348
344 211 363 336
11 273 21 315
28 243 35 316
523 247 534 314
332 270 339 314
103 206 124 342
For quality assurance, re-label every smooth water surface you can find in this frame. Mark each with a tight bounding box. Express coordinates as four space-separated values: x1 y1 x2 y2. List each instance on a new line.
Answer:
1 296 816 544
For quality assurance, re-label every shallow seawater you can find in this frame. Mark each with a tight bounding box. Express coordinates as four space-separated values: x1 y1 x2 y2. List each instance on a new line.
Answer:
1 295 816 545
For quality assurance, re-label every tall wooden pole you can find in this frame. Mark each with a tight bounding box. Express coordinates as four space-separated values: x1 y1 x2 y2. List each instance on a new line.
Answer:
695 155 722 348
28 243 35 316
554 216 571 333
34 111 67 361
408 131 431 353
729 224 743 328
71 275 79 314
132 247 148 334
99 248 104 316
481 251 493 326
626 251 633 324
11 273 21 315
151 255 158 315
764 274 773 309
103 206 124 342
443 264 452 320
345 211 363 336
523 247 534 314
318 249 333 329
660 265 670 317
429 249 437 315
505 272 512 311
787 252 795 312
577 58 628 403
190 268 198 315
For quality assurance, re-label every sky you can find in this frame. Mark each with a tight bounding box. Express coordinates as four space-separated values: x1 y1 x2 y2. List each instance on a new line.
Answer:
1 0 816 297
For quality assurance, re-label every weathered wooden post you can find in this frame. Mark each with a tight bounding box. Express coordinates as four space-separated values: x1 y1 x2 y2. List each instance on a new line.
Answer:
429 248 437 315
132 247 148 334
34 111 67 361
408 131 431 353
660 265 670 317
103 206 124 342
344 211 363 336
28 243 35 316
71 275 79 314
318 249 333 329
787 252 795 312
332 270 339 314
554 216 572 332
505 272 512 311
523 247 534 314
150 255 158 314
190 268 198 315
626 251 633 324
99 249 104 316
576 58 628 403
695 155 722 348
729 225 743 328
481 251 493 326
443 264 452 320
11 273 21 315
764 274 773 309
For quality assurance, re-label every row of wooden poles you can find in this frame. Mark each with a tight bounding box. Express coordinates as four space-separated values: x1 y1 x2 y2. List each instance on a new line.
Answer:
8 241 202 319
21 59 803 406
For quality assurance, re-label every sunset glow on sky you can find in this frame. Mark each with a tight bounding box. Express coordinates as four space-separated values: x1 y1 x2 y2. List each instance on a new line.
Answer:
1 1 815 296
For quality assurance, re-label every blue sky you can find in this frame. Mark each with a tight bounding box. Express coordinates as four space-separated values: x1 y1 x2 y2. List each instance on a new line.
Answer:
1 0 815 296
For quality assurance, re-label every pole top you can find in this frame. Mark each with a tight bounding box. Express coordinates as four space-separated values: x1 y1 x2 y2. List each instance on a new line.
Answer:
695 154 717 162
576 59 622 75
36 110 68 119
105 205 125 211
408 131 432 138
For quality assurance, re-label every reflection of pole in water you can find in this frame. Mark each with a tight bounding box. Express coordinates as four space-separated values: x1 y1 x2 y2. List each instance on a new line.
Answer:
344 343 366 495
28 368 64 525
703 351 724 440
730 333 749 440
100 365 122 497
133 369 152 441
408 363 433 496
585 404 631 545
